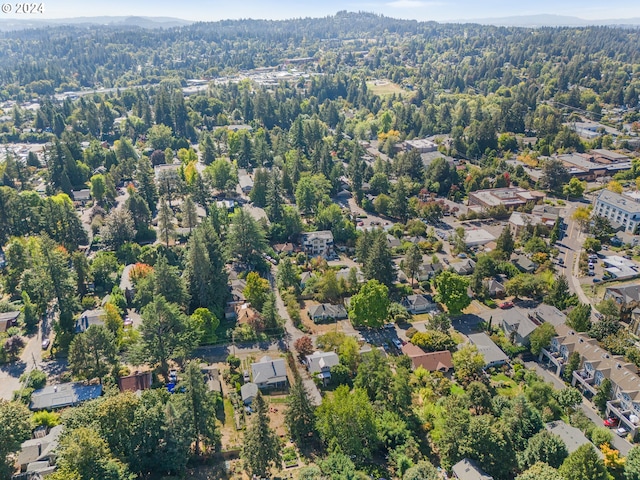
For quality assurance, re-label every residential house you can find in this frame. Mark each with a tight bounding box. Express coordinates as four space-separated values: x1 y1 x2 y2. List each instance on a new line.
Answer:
401 344 453 372
235 303 262 328
416 261 443 281
201 365 222 394
539 323 640 437
16 425 63 475
119 264 136 304
241 382 259 405
238 169 253 194
452 458 494 480
545 421 602 457
386 234 401 249
306 351 340 384
300 230 334 258
402 294 439 314
508 211 542 237
468 333 509 368
117 371 152 393
512 254 537 274
484 278 505 298
300 271 316 289
468 187 544 211
273 242 295 255
250 356 288 390
71 188 91 205
30 383 103 410
531 303 567 327
74 308 106 333
308 303 348 323
501 309 540 346
335 267 365 285
451 258 476 275
0 311 19 332
604 284 640 320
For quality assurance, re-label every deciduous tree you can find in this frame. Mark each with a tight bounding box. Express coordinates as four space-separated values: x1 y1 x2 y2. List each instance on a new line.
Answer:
348 280 390 328
435 271 471 314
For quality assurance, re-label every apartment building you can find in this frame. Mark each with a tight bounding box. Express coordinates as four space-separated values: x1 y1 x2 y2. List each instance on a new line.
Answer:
539 323 640 437
300 230 334 257
594 190 640 233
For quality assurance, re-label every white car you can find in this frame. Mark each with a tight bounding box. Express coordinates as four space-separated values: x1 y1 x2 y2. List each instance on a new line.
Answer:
616 427 628 437
392 339 403 349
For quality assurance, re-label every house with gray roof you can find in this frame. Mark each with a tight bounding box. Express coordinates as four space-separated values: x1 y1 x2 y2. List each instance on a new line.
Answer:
402 294 439 314
0 310 20 332
74 308 106 333
467 333 509 368
16 425 63 474
604 283 640 319
501 309 539 346
452 458 493 480
532 304 567 327
308 303 348 323
545 421 602 457
241 382 259 405
451 258 476 275
250 356 288 390
30 383 103 410
306 351 340 384
512 254 537 274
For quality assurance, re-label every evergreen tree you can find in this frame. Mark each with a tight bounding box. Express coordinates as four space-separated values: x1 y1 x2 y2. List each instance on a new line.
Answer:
181 196 198 233
178 361 220 455
226 207 267 267
567 303 592 332
0 400 32 480
285 377 317 446
137 156 159 212
363 230 395 288
496 226 515 260
68 325 118 383
404 243 423 287
158 199 175 246
184 223 229 316
558 443 609 480
249 168 269 207
266 168 284 222
242 392 281 477
544 275 576 310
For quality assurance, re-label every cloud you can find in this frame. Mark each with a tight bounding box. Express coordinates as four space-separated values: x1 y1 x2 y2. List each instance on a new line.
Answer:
385 0 444 7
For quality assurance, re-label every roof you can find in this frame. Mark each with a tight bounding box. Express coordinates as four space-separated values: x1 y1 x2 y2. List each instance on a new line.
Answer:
308 303 347 319
251 356 287 385
502 310 539 340
201 365 222 393
241 382 259 402
117 371 152 393
553 324 640 394
451 258 476 275
605 283 640 304
300 230 334 242
464 228 496 246
401 344 454 371
402 294 438 311
386 234 401 248
468 333 509 366
0 310 20 331
75 308 106 333
508 211 542 228
596 190 640 215
452 458 494 480
485 278 505 294
532 304 567 327
30 383 103 410
513 254 537 272
306 351 340 374
17 425 64 467
239 175 253 189
119 264 135 291
545 421 602 457
71 189 91 201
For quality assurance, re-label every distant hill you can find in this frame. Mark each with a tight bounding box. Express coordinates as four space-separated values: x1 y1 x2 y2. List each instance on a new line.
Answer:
0 15 192 31
454 14 640 27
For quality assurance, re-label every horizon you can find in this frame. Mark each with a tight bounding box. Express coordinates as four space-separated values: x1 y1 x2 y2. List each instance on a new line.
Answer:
3 1 640 23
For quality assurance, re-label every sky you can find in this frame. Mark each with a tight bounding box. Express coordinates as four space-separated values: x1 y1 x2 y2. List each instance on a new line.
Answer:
5 0 640 22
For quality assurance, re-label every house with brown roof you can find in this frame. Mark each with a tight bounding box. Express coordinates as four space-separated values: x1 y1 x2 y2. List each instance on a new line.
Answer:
118 371 152 393
401 343 453 373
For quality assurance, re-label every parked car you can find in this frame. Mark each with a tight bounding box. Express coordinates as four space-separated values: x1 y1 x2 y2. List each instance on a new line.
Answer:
383 323 395 330
457 253 467 259
392 338 403 349
604 417 619 427
588 271 596 276
588 263 595 270
594 312 603 320
558 258 564 265
593 278 601 283
41 338 50 350
499 301 514 309
616 427 628 437
443 258 450 265
123 316 133 327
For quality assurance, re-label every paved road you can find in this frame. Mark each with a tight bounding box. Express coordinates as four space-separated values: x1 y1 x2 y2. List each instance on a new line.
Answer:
526 362 633 456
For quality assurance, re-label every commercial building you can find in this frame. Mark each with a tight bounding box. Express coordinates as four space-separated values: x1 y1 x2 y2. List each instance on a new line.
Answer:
468 187 544 211
594 190 640 233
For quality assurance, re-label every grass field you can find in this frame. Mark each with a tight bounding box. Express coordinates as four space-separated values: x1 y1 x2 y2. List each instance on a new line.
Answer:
367 80 407 97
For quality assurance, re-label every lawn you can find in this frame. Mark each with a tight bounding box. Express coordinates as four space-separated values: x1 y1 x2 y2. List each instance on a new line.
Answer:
450 384 465 396
366 80 408 97
492 373 521 397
